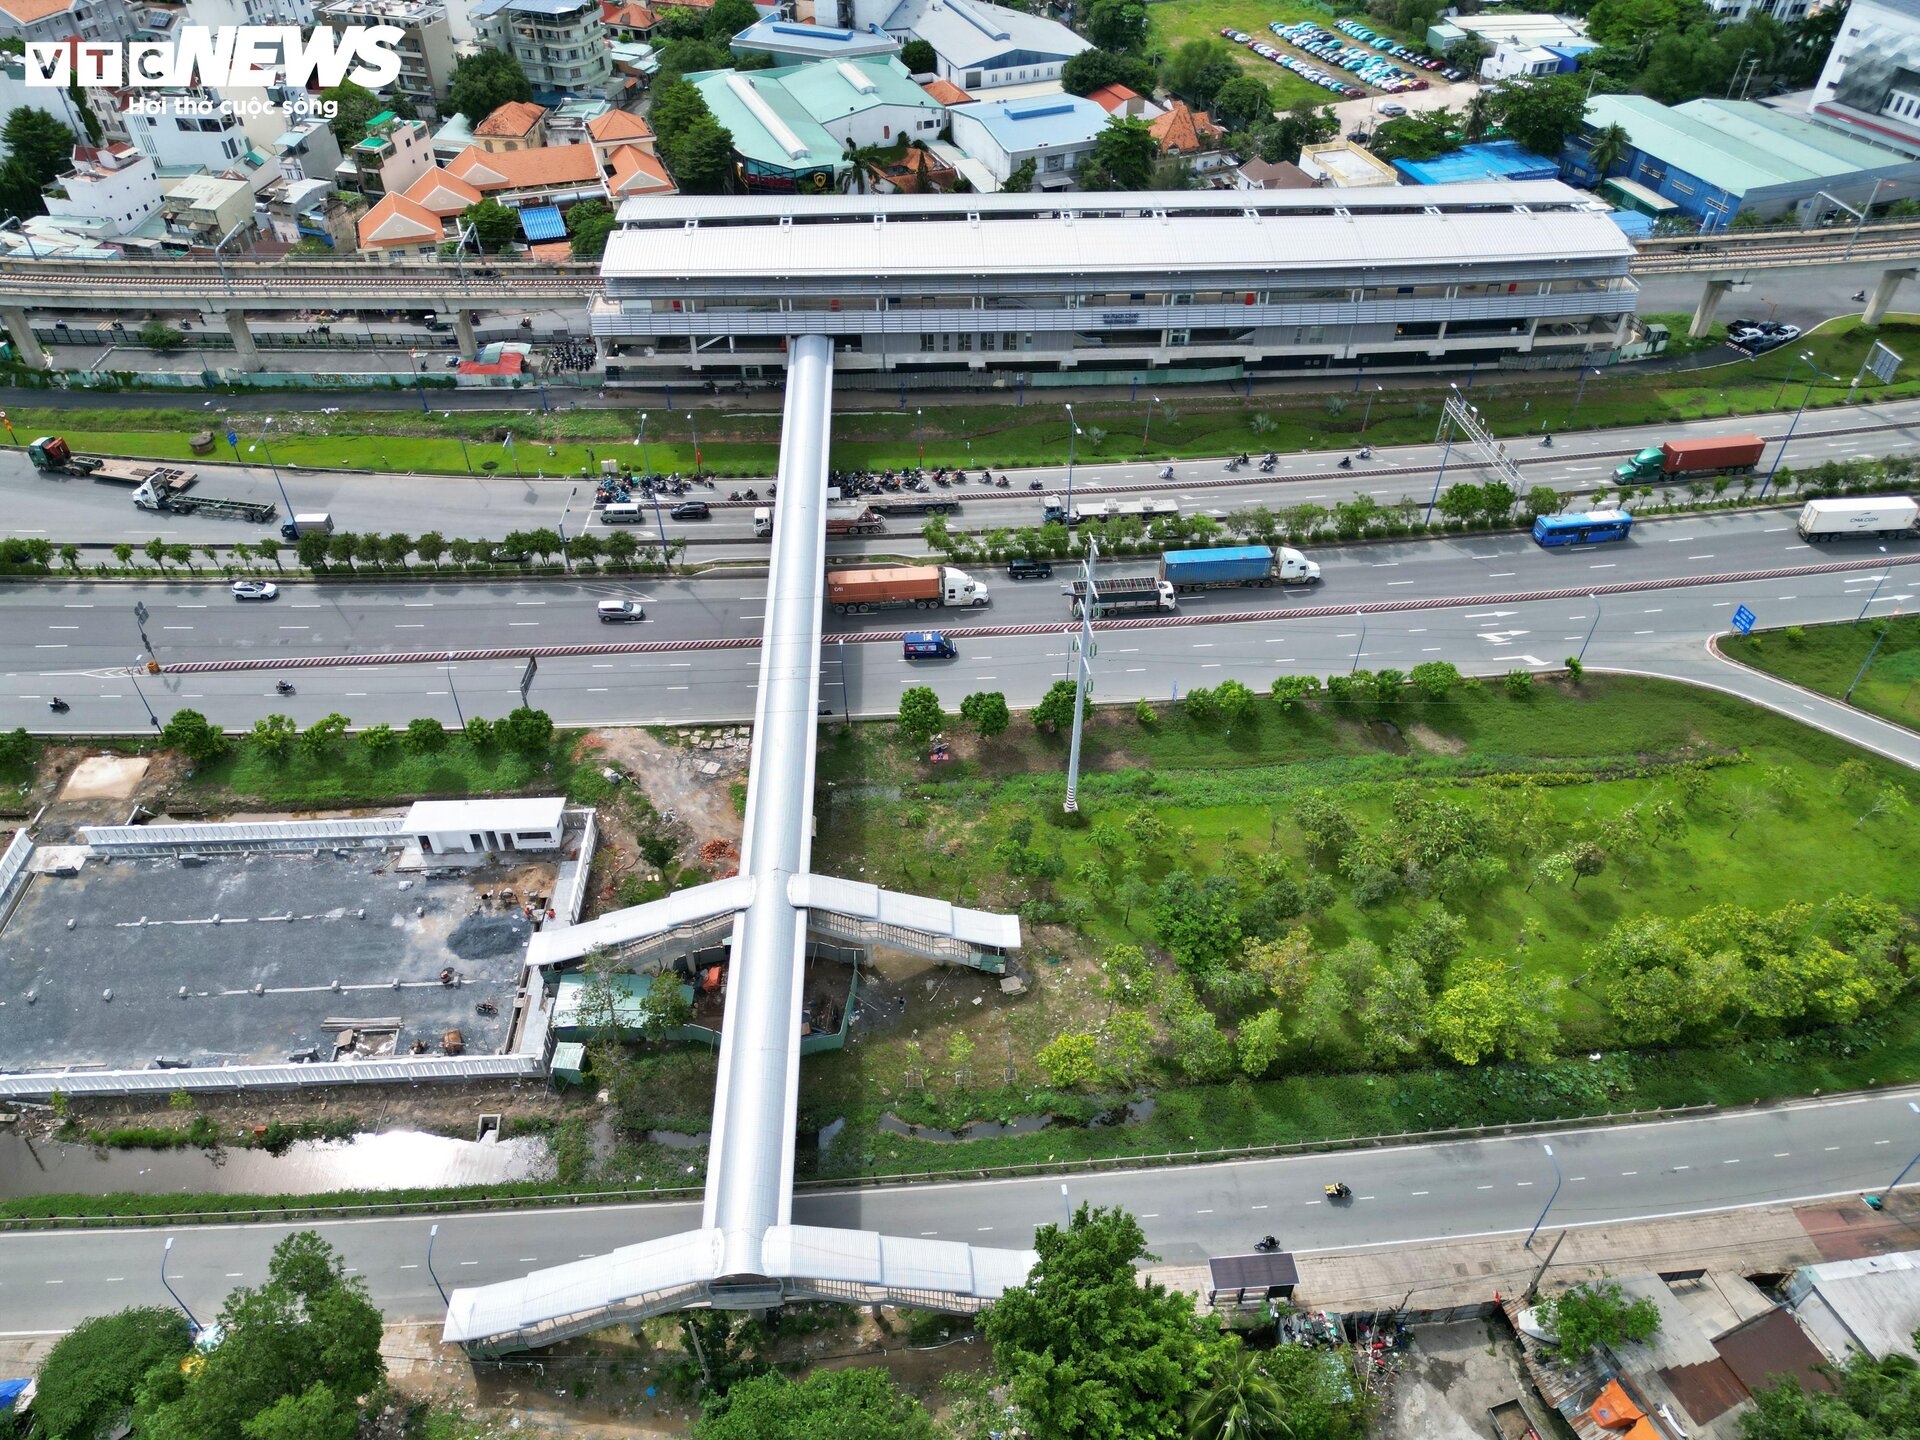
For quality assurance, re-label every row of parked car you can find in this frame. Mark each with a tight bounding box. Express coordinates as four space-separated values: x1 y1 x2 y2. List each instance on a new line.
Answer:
1271 21 1429 94
1220 26 1367 98
1727 318 1803 355
1333 18 1471 81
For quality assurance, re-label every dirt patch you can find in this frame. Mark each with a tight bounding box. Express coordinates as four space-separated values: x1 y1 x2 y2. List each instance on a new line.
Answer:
1404 724 1467 756
58 754 151 800
1381 1319 1550 1440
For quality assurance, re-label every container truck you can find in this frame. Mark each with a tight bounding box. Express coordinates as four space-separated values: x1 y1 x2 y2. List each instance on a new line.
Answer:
132 479 276 524
753 504 885 538
1066 574 1177 616
872 495 959 517
1612 434 1764 485
1796 496 1920 542
1161 545 1321 591
1042 495 1179 525
827 564 990 614
280 512 334 540
30 435 196 491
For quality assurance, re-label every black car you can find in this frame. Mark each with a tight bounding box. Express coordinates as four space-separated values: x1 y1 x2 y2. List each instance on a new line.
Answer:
670 500 711 519
1008 557 1053 579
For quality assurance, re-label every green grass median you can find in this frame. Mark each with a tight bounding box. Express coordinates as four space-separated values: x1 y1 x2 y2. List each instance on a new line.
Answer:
1723 615 1920 733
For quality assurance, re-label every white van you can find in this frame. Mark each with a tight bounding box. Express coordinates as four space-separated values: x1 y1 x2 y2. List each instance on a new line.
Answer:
602 502 646 524
597 599 645 623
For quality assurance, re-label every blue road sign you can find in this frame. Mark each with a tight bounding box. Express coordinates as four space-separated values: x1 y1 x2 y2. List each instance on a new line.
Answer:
1732 604 1757 635
226 430 237 447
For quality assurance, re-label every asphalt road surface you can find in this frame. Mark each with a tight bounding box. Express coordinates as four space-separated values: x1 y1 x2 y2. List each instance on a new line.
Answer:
6 392 1920 555
2 1087 1916 1334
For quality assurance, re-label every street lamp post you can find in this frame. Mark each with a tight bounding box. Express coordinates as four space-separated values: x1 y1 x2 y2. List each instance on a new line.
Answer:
1569 367 1597 428
1524 1143 1563 1250
444 656 467 729
1578 593 1601 664
558 484 577 571
1873 1101 1920 1203
426 1224 450 1306
1424 386 1461 526
1060 1183 1071 1228
409 350 429 414
442 412 474 475
685 412 701 479
504 431 522 479
1759 353 1821 500
1845 609 1897 704
1350 612 1367 673
160 1237 203 1333
251 417 295 521
1360 384 1383 437
1846 178 1889 261
915 407 924 471
130 657 160 730
1141 393 1160 452
1064 403 1081 519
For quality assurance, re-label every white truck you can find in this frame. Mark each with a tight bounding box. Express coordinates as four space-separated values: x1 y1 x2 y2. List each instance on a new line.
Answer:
1796 496 1920 542
1043 495 1180 526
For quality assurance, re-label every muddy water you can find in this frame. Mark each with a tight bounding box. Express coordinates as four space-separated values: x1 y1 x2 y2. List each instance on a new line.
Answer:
0 1129 552 1197
874 1098 1157 1144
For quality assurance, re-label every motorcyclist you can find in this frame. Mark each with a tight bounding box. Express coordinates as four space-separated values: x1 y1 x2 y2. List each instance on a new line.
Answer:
1338 455 1353 469
1159 464 1175 480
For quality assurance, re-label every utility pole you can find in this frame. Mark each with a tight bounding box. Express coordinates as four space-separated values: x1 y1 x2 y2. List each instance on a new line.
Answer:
1524 1229 1566 1301
1062 534 1099 813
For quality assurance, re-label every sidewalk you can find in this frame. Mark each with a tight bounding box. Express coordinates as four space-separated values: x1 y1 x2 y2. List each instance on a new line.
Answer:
1146 1191 1920 1312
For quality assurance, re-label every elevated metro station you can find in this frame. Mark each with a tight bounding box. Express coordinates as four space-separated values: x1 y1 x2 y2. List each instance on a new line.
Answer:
442 336 1035 1353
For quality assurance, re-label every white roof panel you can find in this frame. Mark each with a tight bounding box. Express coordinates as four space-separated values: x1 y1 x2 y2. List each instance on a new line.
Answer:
788 873 1020 949
527 874 754 967
403 797 565 833
764 1224 1037 1296
441 1227 725 1344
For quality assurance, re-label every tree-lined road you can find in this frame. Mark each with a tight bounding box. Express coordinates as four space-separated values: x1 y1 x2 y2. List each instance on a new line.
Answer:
2 1088 1916 1334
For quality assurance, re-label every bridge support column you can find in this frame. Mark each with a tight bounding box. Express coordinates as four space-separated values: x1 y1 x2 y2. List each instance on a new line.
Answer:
2 307 47 369
223 309 259 369
1862 267 1917 326
1689 278 1732 338
453 311 476 359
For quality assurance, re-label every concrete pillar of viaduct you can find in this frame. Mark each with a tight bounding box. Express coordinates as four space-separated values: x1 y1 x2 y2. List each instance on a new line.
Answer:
453 310 476 359
1689 278 1732 338
223 309 260 369
2 307 47 369
1862 267 1917 327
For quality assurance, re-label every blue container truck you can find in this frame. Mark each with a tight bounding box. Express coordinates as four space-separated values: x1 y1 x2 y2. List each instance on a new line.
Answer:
1159 545 1321 592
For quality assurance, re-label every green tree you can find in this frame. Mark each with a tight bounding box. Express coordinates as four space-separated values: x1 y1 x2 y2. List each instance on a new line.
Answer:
112 542 133 569
250 713 297 762
1213 678 1256 726
564 198 618 260
461 197 521 254
33 1306 192 1440
1737 1346 1920 1439
1036 1030 1102 1088
1252 101 1337 164
300 712 350 757
360 722 398 757
1428 957 1557 1065
1584 122 1632 179
1542 1279 1662 1361
1212 76 1276 132
959 689 1010 738
1084 0 1150 53
0 726 31 769
160 707 227 763
1185 1340 1287 1440
320 81 384 145
1084 114 1157 190
1408 660 1461 701
139 319 185 351
414 531 445 567
900 38 936 73
662 113 736 193
1031 678 1084 733
2 106 76 191
1062 49 1159 98
1162 39 1240 111
984 1206 1224 1440
145 535 168 570
137 1232 383 1440
297 532 330 570
695 1366 936 1440
447 49 532 124
1360 951 1431 1064
1585 0 1710 48
1101 1007 1155 1084
1568 841 1607 891
1368 109 1461 163
898 684 945 742
655 36 731 89
1491 74 1592 157
405 717 448 753
1003 157 1037 193
1271 673 1321 711
639 978 695 1038
1235 1008 1286 1078
704 0 758 38
1153 871 1243 973
500 705 554 751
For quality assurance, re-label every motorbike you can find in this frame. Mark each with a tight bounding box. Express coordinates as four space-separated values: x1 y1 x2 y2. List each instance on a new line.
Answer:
1325 1182 1352 1201
1026 478 1042 490
47 697 68 713
997 476 1011 488
728 490 742 501
1254 1235 1280 1253
1358 446 1372 460
1159 465 1175 480
1338 456 1353 469
1225 458 1243 472
742 488 758 501
275 680 295 695
1541 432 1554 447
1258 457 1276 473
1853 289 1868 302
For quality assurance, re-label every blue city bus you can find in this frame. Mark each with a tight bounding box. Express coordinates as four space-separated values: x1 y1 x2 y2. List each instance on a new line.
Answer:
1531 509 1634 548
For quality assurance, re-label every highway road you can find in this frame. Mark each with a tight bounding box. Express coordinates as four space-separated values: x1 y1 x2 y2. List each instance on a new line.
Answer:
2 1087 1917 1334
6 391 1919 556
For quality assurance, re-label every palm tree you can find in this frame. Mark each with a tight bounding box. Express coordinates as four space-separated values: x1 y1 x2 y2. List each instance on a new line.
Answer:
1186 1344 1289 1440
1464 89 1494 144
1585 124 1631 183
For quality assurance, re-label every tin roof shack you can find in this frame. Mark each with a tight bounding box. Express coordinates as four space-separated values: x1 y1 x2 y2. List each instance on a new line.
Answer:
1786 1251 1920 1363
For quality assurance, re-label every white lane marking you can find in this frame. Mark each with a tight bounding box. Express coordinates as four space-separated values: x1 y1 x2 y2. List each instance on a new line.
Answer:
1724 1159 1739 1164
1489 572 1515 578
1591 562 1617 568
1411 1191 1429 1196
33 644 66 649
1389 580 1415 586
1674 1165 1691 1171
515 601 546 606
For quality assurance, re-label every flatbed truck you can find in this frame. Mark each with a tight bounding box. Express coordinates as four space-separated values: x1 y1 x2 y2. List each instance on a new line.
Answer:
132 479 276 524
30 435 195 491
1043 495 1179 525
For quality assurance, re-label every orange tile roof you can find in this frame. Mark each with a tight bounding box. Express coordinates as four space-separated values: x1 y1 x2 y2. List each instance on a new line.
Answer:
474 100 547 138
0 0 77 21
458 350 528 376
1149 101 1223 155
1086 82 1140 112
919 78 972 106
606 143 673 195
447 143 604 192
403 165 484 215
528 240 575 262
588 109 653 142
600 0 656 25
357 193 444 250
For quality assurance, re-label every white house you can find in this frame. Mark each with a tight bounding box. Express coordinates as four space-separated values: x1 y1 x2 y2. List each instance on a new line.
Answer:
862 0 1090 94
46 142 165 239
948 93 1107 189
405 798 567 855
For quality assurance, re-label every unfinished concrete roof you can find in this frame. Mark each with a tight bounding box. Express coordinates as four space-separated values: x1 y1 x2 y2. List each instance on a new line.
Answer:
403 798 567 832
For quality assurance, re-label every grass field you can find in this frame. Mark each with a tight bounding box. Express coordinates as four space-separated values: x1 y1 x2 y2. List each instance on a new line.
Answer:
16 319 1920 482
1723 616 1920 733
1148 0 1352 108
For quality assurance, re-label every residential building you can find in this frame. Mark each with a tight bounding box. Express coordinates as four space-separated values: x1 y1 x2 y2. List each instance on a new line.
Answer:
271 115 342 184
470 0 615 100
262 175 360 250
431 112 476 162
1427 13 1589 54
335 110 436 199
446 141 608 204
474 101 550 152
860 0 1089 94
1149 101 1225 166
600 0 657 40
1565 93 1920 229
586 107 655 159
1298 140 1398 188
354 191 446 254
123 88 257 174
180 0 316 27
158 171 254 247
1711 0 1812 22
1811 0 1920 159
1235 158 1315 190
44 142 164 239
730 17 901 65
543 95 615 146
0 0 137 44
317 0 456 114
867 143 955 192
919 76 972 107
1786 1251 1920 1363
947 94 1107 190
603 141 673 197
691 56 947 192
1086 82 1160 120
592 185 1637 382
